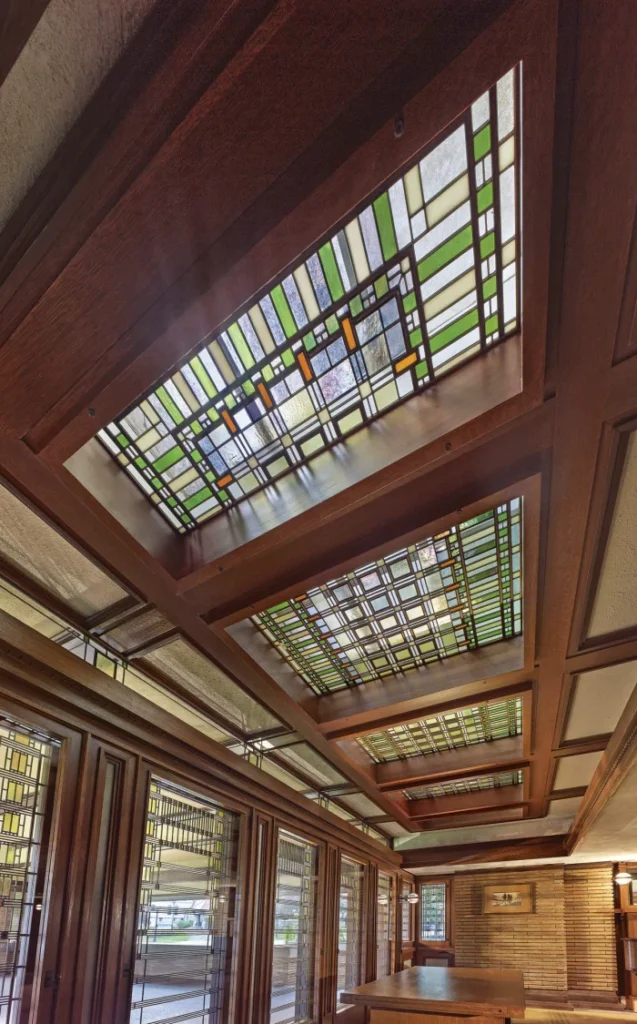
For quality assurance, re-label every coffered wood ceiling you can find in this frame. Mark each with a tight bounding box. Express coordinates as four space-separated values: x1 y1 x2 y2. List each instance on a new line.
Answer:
0 0 636 857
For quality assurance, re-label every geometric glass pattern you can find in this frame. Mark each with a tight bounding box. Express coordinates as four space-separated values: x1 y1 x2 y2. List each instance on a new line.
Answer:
337 858 365 1007
420 883 447 941
253 499 523 695
405 768 523 801
130 778 239 1024
271 832 318 1024
98 68 519 532
357 697 522 763
0 715 56 1024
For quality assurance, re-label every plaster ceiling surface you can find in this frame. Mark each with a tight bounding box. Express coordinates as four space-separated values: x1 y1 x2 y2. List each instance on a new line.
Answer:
552 749 603 790
393 814 575 852
564 659 637 741
0 0 156 229
588 430 637 637
574 756 637 861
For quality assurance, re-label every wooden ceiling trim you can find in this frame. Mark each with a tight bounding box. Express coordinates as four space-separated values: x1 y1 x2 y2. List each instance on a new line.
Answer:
320 681 533 742
374 736 527 792
406 806 527 833
406 784 525 821
0 0 53 90
0 0 281 338
401 835 567 868
20 0 529 461
2 0 499 447
613 208 637 364
529 0 637 819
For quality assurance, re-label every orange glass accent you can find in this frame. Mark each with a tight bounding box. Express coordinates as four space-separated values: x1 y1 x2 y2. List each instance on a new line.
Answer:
257 383 273 408
342 318 357 351
298 352 313 381
221 410 237 433
217 474 232 487
395 353 417 373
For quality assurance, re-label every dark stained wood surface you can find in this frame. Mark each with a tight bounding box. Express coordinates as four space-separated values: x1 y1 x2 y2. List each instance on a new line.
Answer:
340 966 525 1017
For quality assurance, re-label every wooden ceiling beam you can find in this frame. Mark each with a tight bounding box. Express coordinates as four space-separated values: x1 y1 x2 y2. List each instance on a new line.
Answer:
375 736 527 791
401 835 567 869
407 785 525 820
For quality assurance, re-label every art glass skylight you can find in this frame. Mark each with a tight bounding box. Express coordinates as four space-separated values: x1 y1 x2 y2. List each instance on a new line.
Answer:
253 498 522 695
357 697 522 763
98 68 520 532
405 768 523 801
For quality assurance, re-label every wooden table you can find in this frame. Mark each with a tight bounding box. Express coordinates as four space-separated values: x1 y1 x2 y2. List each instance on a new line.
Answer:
339 966 525 1024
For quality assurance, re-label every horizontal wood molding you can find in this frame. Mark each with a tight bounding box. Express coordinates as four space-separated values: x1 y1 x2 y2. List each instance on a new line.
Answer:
407 785 525 821
376 737 526 792
401 836 567 869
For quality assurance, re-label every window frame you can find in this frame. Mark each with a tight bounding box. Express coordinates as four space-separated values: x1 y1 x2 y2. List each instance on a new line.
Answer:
418 878 453 949
336 853 367 1009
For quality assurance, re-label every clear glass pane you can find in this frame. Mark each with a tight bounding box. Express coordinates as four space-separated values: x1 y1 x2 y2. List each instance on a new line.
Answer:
129 779 240 1024
420 884 446 942
270 833 318 1024
337 858 365 1006
376 873 394 978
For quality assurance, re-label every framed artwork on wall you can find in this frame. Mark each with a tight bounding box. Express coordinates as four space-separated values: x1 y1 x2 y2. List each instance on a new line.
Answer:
482 883 534 914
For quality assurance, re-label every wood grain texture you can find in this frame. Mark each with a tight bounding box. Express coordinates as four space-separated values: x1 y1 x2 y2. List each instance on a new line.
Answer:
341 965 525 1018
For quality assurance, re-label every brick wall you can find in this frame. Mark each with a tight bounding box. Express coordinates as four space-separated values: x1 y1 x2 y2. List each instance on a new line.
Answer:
452 864 616 996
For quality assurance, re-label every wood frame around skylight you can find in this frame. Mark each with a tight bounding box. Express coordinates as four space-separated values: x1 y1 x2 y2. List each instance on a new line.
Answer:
220 475 540 731
61 0 557 587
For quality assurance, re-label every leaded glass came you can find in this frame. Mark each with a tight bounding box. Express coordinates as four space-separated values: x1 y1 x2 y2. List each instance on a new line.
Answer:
254 499 522 695
98 68 520 532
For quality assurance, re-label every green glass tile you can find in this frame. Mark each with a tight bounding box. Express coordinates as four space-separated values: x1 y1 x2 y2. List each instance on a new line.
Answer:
243 380 256 396
271 285 297 338
192 451 202 463
403 291 417 313
217 490 228 501
485 313 499 334
474 123 491 160
430 309 479 353
154 446 185 473
157 386 184 425
152 477 161 488
117 433 128 448
415 361 428 380
134 456 145 469
190 355 217 399
303 333 316 351
326 315 339 334
482 276 497 299
350 294 363 317
262 364 274 382
374 274 389 298
192 421 203 435
374 193 398 260
226 394 237 409
418 225 473 281
183 486 212 510
205 471 215 482
409 328 423 348
167 497 177 507
282 348 295 368
480 232 496 258
319 242 344 301
477 182 494 213
227 323 255 370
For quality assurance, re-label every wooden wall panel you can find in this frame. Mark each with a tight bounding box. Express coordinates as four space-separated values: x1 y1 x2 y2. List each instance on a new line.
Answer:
454 868 568 992
564 864 616 993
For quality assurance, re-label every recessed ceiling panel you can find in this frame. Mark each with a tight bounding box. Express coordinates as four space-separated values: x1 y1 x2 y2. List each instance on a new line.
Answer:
553 750 603 791
564 660 636 741
97 68 520 532
405 768 523 801
547 796 582 819
588 431 637 638
143 638 282 734
254 499 522 694
0 484 127 617
358 697 522 762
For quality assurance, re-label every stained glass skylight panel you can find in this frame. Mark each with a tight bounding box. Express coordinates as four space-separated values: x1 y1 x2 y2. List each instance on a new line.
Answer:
98 68 520 532
253 498 522 695
405 769 523 801
357 697 522 763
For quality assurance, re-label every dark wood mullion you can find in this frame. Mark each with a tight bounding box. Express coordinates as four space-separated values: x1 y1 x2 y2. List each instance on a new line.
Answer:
464 114 489 354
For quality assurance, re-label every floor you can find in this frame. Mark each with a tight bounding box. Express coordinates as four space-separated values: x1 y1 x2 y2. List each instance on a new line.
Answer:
514 1011 636 1023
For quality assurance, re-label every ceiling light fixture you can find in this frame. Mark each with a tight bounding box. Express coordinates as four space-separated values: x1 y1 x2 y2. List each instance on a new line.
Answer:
615 871 633 885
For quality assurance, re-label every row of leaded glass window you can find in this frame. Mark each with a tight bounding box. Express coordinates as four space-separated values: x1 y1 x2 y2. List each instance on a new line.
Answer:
405 768 523 801
254 498 522 695
357 697 522 763
98 67 520 532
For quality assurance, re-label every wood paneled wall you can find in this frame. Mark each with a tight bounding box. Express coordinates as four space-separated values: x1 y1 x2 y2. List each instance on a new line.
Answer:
453 865 617 999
